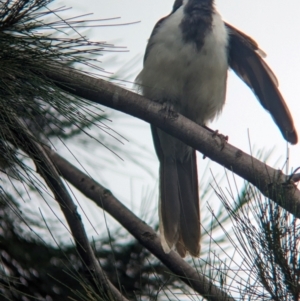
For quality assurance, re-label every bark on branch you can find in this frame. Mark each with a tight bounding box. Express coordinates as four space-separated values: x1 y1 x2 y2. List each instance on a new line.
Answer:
5 116 128 301
46 146 236 301
41 66 300 218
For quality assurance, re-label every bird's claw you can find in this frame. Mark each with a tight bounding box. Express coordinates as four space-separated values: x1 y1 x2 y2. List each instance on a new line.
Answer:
212 130 228 150
159 103 178 120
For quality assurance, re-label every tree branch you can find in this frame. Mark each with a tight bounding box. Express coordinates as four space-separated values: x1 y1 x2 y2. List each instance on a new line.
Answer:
5 116 128 301
45 146 236 301
41 66 300 218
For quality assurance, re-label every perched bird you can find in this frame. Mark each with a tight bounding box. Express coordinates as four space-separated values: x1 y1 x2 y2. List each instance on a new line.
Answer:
135 0 297 257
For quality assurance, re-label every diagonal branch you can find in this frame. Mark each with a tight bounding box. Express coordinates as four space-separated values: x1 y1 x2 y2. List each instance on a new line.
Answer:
45 146 236 301
41 66 300 218
5 116 129 301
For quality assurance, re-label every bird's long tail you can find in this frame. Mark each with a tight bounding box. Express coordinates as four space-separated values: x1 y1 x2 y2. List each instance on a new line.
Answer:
152 126 200 257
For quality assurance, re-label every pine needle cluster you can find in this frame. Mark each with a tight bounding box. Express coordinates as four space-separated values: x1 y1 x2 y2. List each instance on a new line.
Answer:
0 0 116 173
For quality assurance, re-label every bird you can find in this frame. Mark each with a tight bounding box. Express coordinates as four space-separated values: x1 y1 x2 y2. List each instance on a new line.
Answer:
135 0 298 257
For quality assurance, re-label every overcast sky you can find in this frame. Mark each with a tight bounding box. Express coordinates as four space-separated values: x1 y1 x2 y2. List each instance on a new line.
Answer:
95 0 300 150
46 0 300 238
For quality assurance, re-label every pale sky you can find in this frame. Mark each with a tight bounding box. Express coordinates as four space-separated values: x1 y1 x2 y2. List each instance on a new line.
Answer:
76 0 300 194
117 1 298 145
30 1 300 245
75 0 300 163
22 2 298 297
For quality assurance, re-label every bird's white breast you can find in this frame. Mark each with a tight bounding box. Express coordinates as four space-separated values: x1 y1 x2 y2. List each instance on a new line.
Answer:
136 5 229 125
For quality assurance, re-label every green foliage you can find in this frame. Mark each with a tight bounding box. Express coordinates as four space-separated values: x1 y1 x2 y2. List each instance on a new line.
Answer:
220 185 300 301
0 0 112 173
0 190 180 300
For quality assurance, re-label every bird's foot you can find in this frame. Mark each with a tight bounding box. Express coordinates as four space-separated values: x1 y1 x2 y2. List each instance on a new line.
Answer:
212 130 228 150
159 103 178 120
202 126 228 159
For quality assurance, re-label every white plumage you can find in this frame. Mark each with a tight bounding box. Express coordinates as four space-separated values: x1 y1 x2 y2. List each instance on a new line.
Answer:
136 7 229 125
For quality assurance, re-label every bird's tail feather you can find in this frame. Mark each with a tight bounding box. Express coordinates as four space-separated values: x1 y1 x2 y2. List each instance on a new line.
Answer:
159 151 200 257
177 151 200 256
159 159 180 252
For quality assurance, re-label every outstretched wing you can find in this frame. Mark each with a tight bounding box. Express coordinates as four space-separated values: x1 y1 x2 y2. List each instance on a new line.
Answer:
226 22 297 144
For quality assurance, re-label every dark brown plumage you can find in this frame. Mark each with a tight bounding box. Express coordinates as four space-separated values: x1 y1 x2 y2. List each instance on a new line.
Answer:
227 23 298 144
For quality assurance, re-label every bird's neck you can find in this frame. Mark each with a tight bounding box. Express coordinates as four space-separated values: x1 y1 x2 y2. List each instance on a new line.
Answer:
172 0 215 14
180 0 215 50
185 0 215 11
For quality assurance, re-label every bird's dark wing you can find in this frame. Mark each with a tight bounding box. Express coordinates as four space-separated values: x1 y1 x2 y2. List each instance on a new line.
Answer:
226 22 298 144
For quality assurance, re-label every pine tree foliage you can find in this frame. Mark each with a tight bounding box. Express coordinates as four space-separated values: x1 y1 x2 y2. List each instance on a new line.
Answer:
0 0 113 174
1 1 300 301
0 190 190 300
220 185 300 301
